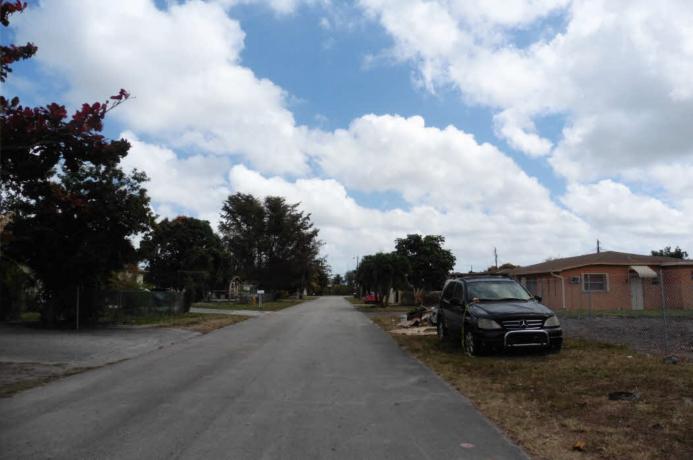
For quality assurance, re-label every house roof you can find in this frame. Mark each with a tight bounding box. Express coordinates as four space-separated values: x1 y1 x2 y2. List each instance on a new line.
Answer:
511 251 693 276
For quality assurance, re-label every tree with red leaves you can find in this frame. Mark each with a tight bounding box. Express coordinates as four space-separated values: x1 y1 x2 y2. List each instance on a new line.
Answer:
0 1 153 323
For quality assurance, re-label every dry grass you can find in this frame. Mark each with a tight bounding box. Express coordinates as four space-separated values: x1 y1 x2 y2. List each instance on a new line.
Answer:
0 364 94 398
117 312 248 332
192 298 307 311
372 315 693 460
344 296 415 313
182 315 248 333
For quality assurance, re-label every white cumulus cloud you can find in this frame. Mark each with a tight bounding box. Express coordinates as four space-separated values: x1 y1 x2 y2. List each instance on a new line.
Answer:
15 0 309 175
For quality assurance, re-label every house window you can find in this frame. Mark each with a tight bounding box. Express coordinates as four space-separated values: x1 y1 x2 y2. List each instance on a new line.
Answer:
583 273 608 292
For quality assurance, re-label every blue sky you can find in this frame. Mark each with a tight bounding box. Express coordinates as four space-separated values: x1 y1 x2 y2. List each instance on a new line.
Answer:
235 1 567 202
5 0 693 274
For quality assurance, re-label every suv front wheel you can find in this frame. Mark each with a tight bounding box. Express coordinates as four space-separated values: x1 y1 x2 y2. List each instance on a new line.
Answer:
437 314 447 342
464 330 482 357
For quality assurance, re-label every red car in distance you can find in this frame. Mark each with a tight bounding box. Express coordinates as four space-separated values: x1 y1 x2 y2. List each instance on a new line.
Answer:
362 293 380 304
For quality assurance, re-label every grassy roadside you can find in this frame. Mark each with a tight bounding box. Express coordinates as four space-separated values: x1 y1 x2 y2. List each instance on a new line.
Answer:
0 364 94 398
344 296 415 313
116 312 249 333
371 315 693 460
193 297 314 312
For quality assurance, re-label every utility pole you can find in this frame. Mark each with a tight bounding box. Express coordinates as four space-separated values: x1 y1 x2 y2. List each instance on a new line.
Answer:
597 239 601 253
494 247 498 269
75 285 80 331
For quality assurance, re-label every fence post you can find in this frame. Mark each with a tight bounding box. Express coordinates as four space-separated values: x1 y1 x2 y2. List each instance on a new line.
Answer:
659 268 669 355
75 285 80 330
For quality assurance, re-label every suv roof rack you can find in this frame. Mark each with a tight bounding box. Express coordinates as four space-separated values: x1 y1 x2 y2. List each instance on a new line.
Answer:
448 272 512 279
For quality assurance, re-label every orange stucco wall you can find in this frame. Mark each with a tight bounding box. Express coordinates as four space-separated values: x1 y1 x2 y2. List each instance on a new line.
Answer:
662 266 693 309
518 265 691 311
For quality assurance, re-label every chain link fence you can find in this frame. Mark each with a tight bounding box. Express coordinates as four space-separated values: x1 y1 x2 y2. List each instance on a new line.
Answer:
521 271 693 359
99 289 188 318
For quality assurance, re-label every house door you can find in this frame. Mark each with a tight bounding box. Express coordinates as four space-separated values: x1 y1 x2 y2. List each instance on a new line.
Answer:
630 273 644 310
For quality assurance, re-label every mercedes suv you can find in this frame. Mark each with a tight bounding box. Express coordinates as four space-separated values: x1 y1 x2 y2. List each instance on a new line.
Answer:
437 274 562 355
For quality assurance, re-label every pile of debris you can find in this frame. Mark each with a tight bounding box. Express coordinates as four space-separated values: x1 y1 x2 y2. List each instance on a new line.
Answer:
390 307 437 336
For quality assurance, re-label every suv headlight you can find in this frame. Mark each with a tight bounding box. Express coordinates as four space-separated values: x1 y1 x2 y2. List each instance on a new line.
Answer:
477 318 502 330
544 315 560 327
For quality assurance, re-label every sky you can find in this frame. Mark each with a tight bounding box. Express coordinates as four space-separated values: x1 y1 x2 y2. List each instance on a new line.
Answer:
4 0 693 276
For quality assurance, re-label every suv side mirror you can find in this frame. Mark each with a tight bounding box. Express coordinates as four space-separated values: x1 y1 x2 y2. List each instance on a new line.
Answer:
450 297 463 306
534 295 542 303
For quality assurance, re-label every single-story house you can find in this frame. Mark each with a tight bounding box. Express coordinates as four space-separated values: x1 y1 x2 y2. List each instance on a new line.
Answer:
510 251 693 311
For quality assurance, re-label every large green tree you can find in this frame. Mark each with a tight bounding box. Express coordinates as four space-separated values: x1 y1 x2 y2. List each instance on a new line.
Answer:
0 2 152 323
395 234 455 292
139 217 228 301
218 193 323 295
356 252 410 305
308 257 330 295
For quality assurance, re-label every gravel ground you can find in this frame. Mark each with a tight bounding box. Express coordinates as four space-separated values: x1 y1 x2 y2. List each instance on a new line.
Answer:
559 315 693 361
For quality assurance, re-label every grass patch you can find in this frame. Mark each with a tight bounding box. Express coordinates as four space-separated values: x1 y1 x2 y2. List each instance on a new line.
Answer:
0 366 92 398
116 312 248 333
356 305 414 313
344 296 363 303
371 315 693 460
192 298 308 312
19 311 41 322
558 308 693 319
344 296 415 313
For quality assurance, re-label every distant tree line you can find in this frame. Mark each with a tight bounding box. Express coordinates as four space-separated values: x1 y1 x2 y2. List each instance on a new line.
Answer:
651 246 688 259
356 234 456 306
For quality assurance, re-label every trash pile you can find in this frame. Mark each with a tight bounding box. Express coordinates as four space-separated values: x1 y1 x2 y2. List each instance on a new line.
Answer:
390 307 437 336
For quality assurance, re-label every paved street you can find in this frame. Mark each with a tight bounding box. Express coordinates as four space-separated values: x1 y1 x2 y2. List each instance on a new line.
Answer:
0 297 526 460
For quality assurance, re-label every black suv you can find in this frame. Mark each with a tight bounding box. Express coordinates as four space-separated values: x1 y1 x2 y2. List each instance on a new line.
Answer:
437 274 562 355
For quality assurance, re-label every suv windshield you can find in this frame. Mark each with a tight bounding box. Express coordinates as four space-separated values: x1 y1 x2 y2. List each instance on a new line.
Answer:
467 280 532 302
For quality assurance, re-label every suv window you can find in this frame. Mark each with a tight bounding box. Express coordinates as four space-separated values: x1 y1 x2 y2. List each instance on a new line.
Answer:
452 282 464 302
467 279 532 301
442 282 455 301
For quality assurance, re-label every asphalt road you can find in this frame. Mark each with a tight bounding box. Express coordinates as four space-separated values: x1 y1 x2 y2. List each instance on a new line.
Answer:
0 297 526 460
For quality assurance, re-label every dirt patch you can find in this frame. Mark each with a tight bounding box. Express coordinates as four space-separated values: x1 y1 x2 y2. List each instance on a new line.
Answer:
183 315 248 333
389 326 437 336
370 314 693 460
560 315 693 361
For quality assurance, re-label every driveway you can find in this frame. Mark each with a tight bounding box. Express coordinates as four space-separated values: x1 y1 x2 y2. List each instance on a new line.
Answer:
0 324 200 390
0 324 199 368
0 297 526 459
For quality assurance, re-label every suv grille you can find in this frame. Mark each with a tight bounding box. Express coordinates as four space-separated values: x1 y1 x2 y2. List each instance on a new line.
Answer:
502 319 544 330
